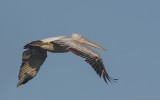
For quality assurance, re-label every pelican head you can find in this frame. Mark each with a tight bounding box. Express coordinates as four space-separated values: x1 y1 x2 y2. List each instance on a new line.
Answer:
71 33 83 39
71 33 106 51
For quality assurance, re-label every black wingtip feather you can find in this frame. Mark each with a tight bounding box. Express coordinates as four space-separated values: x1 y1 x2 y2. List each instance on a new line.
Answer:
17 78 24 87
102 73 108 84
17 74 33 87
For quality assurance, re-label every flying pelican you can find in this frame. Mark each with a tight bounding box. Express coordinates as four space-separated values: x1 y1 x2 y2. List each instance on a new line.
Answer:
17 33 117 87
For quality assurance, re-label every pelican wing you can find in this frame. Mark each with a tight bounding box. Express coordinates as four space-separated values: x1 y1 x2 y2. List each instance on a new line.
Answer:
17 47 47 87
54 38 117 83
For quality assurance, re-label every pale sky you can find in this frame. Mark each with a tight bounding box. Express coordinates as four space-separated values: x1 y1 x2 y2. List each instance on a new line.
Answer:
0 0 160 100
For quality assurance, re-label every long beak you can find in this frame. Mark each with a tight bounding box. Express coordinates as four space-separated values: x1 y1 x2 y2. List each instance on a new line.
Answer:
79 37 107 51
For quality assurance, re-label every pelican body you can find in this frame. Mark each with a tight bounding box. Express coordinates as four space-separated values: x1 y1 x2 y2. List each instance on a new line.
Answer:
17 33 117 87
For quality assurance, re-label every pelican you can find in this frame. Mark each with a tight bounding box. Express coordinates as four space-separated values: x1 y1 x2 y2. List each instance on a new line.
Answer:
17 33 117 87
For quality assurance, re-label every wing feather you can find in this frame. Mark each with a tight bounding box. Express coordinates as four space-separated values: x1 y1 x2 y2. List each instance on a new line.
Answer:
54 39 117 84
17 47 47 87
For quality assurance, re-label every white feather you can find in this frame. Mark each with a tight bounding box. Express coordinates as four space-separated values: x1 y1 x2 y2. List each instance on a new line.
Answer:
41 36 67 42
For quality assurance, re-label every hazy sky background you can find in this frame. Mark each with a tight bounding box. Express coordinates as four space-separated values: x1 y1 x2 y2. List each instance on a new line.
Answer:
0 0 160 100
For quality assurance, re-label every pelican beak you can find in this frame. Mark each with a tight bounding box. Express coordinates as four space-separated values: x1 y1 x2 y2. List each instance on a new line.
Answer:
79 37 107 51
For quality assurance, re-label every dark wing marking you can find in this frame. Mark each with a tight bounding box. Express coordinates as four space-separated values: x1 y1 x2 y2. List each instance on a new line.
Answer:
54 39 117 84
24 40 44 49
17 47 47 87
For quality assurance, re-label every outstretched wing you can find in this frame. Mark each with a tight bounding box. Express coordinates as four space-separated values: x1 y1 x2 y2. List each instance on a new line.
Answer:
17 47 47 87
54 38 117 84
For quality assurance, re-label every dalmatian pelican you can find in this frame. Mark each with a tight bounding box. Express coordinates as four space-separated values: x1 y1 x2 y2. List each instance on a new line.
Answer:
17 33 117 87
